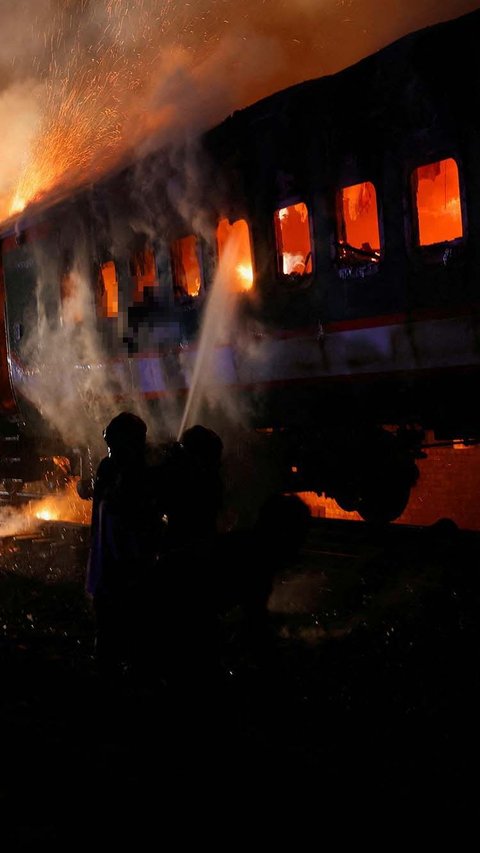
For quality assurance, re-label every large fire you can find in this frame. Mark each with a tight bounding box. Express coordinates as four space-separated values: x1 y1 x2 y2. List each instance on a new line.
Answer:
32 478 91 526
216 218 254 292
1 1 478 224
0 479 91 539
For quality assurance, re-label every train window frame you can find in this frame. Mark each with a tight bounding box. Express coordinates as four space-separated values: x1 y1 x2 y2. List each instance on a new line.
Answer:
408 154 467 266
170 234 205 304
273 199 314 287
334 179 383 280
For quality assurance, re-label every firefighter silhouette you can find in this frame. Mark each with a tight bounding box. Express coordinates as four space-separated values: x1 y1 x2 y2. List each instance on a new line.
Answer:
160 424 224 549
86 412 161 676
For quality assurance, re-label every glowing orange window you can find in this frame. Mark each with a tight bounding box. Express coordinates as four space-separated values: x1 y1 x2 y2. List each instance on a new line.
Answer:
171 235 202 299
99 261 118 318
274 203 313 276
337 181 381 263
216 218 254 292
413 158 463 246
130 246 156 302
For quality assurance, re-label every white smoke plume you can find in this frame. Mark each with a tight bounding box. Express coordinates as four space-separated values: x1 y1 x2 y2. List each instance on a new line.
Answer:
15 220 179 456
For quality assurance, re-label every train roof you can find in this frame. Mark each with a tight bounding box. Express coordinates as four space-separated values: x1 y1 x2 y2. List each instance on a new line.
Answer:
209 7 480 135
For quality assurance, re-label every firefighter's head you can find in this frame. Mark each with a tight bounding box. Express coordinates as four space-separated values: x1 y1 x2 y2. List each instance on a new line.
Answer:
103 412 147 463
181 425 223 468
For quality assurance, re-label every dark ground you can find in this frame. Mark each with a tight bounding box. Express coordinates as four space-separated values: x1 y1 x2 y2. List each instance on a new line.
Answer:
1 518 480 844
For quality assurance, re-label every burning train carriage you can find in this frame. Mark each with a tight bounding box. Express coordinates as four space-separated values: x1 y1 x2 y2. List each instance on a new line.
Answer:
1 10 480 521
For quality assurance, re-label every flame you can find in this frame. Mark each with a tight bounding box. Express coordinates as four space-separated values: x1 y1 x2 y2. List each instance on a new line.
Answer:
339 181 381 255
35 508 58 522
415 158 463 245
6 0 177 218
236 263 254 289
0 478 91 539
216 218 254 292
31 479 91 526
10 194 26 216
274 203 313 276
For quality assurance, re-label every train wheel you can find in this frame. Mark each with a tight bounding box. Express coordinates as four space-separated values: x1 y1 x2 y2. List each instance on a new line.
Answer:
356 478 412 524
334 489 359 513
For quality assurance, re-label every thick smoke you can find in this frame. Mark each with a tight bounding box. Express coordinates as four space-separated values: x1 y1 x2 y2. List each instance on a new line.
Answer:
17 233 125 454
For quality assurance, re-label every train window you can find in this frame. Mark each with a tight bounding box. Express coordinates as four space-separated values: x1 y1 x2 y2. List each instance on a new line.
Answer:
99 261 118 318
336 181 381 265
216 218 254 291
412 158 463 246
274 203 313 277
130 245 156 302
171 235 202 300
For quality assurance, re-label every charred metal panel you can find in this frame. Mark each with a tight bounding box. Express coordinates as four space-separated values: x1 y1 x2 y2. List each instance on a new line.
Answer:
0 250 17 417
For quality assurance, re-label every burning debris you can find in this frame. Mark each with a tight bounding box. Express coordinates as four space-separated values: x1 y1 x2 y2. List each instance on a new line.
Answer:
0 477 91 539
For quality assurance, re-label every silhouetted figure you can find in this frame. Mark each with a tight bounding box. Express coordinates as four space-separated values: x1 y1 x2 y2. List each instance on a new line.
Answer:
86 412 162 677
142 425 225 691
160 424 224 549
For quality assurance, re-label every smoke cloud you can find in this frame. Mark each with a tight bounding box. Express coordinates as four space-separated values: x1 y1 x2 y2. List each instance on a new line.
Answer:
0 0 478 221
16 226 179 454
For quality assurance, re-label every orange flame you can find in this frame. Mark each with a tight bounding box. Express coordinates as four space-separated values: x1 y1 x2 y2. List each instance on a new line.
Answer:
216 218 254 292
0 478 91 539
7 1 176 218
32 479 91 526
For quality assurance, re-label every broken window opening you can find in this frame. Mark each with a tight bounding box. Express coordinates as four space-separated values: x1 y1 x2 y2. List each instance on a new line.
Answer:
99 261 118 318
171 235 202 301
130 245 157 303
413 158 463 246
216 218 254 292
336 181 381 266
274 202 313 278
